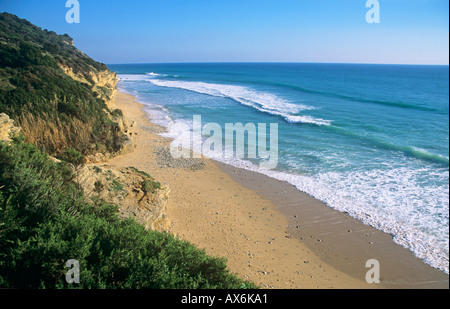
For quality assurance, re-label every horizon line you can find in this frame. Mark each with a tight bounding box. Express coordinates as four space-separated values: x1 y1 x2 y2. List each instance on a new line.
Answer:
105 61 450 66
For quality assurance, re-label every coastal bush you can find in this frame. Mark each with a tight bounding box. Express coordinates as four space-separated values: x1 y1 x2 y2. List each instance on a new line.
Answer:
0 13 107 73
0 12 123 157
61 147 84 165
94 180 104 193
110 179 124 192
110 109 124 118
142 179 161 194
129 166 153 179
0 138 256 289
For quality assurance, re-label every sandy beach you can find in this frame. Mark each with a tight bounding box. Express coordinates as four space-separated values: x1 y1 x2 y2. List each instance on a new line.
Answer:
107 91 449 289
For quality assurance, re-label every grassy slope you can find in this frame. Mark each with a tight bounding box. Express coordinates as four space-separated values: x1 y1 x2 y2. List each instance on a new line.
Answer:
0 12 124 157
0 138 254 288
0 13 256 289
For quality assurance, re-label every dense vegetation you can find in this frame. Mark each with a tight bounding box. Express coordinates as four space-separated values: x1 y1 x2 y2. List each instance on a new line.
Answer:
0 12 107 79
0 13 255 289
0 12 124 157
0 137 254 289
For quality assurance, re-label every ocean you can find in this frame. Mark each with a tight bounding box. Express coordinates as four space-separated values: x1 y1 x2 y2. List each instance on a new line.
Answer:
109 63 449 274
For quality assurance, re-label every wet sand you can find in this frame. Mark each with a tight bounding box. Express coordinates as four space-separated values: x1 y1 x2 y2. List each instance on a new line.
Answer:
108 91 449 289
217 162 449 289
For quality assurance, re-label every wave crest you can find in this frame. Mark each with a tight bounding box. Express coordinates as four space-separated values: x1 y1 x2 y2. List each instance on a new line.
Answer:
148 79 332 126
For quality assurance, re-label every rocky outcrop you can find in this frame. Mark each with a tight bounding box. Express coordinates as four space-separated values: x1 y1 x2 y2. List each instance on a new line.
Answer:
58 64 138 162
76 164 171 231
0 113 20 142
89 70 118 110
84 119 137 164
58 64 118 110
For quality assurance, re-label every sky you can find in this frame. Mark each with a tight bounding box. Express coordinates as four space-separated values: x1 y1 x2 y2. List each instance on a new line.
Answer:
0 0 448 65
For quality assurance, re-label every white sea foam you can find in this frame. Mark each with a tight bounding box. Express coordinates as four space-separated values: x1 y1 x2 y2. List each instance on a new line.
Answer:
118 74 151 82
118 74 449 274
214 154 450 274
141 96 449 274
119 75 332 126
410 147 450 165
142 104 175 131
285 115 332 126
147 79 331 126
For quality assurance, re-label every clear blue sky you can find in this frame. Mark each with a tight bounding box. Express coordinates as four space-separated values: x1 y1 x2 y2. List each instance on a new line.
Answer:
1 0 448 65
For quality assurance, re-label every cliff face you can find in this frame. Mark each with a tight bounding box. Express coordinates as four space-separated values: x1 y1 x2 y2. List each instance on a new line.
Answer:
0 113 20 142
91 69 119 110
0 12 128 159
0 13 170 231
57 64 134 162
59 64 118 110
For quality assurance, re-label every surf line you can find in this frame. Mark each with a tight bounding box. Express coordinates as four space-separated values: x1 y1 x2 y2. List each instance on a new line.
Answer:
169 115 279 170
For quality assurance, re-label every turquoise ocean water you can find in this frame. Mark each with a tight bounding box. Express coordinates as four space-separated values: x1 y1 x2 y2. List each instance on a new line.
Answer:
109 63 449 273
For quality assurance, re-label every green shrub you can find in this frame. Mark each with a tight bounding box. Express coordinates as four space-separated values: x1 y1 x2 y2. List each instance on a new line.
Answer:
128 167 161 194
111 109 123 117
0 138 256 289
129 166 153 179
142 179 161 194
110 179 124 192
0 12 123 157
93 180 104 193
61 148 84 165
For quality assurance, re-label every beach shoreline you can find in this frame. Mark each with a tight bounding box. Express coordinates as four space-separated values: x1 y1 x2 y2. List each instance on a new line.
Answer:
217 162 450 289
107 91 449 289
